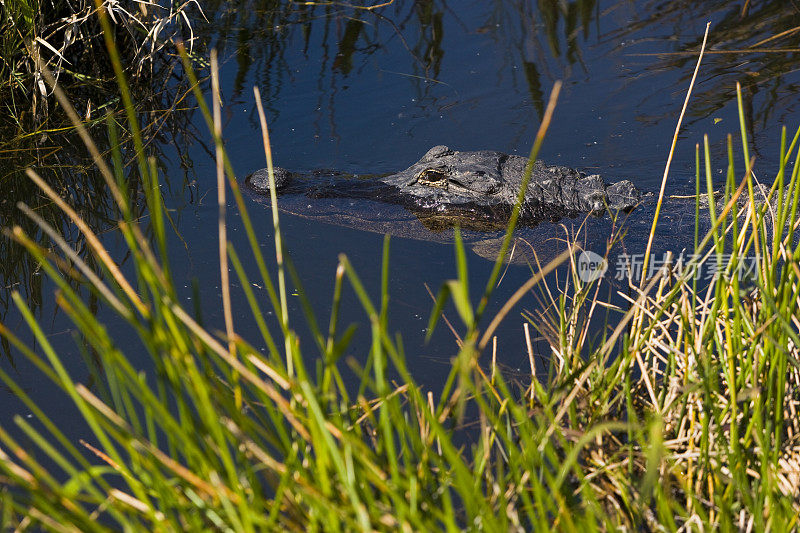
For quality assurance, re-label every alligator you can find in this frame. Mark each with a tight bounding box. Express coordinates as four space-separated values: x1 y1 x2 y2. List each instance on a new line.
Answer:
245 145 643 232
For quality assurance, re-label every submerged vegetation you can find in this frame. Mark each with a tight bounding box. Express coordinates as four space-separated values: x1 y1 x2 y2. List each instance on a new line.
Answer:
1 22 800 529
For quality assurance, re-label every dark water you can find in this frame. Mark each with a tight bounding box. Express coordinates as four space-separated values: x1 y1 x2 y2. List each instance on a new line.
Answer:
3 0 800 440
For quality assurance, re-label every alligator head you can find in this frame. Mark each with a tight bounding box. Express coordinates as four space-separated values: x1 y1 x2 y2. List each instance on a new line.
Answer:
380 145 641 217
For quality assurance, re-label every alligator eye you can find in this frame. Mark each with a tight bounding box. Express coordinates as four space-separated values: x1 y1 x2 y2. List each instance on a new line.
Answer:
416 168 449 189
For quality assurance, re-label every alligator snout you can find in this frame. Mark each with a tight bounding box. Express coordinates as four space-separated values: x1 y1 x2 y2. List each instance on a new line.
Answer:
246 167 294 192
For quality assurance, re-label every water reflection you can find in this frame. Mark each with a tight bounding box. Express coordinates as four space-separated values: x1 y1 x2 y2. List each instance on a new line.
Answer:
207 1 603 125
205 0 800 139
483 0 599 117
609 0 800 146
0 85 200 347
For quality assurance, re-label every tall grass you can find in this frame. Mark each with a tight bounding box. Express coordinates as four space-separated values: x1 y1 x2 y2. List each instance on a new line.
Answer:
1 37 800 532
0 0 208 349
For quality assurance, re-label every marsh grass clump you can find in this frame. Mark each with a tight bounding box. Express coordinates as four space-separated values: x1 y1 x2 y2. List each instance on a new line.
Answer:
1 34 800 531
1 0 203 126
